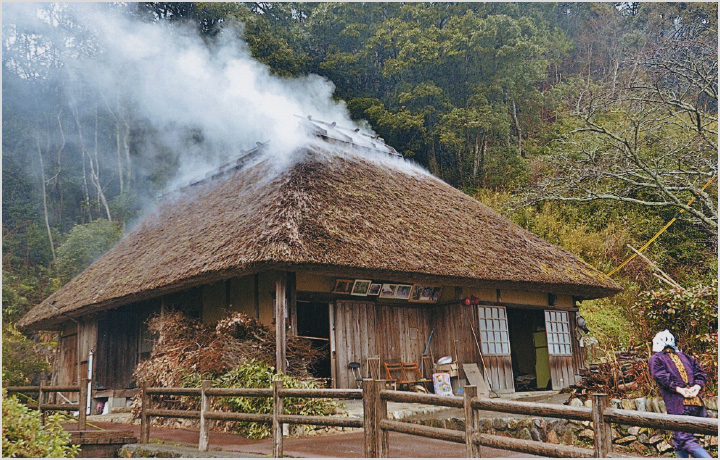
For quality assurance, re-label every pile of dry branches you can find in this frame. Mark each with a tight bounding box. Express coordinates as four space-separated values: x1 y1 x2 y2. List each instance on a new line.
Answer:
569 346 655 400
134 311 325 389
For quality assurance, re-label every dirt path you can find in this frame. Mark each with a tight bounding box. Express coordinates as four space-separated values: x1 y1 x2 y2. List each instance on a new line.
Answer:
85 421 539 458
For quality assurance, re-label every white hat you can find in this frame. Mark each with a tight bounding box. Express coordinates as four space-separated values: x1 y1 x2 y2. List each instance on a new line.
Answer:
652 329 677 353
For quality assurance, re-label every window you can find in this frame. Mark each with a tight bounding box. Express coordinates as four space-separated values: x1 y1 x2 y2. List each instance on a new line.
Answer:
545 310 572 356
478 306 510 356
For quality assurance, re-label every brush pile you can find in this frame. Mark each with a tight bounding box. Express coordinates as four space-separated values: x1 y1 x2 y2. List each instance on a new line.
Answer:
569 346 655 400
134 311 326 389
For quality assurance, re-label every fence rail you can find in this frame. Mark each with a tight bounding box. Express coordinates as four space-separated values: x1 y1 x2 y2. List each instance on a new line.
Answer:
4 380 88 430
138 379 717 458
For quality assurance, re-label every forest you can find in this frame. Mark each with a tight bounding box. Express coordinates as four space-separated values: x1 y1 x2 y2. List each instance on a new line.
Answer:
2 2 717 394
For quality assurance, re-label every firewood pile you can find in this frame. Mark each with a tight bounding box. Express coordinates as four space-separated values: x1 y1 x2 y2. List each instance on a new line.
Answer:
134 311 325 389
569 346 655 400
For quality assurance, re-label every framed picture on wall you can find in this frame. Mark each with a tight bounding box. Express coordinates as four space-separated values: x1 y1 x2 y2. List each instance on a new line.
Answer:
367 283 382 296
379 284 398 298
332 279 353 294
394 284 412 300
409 285 442 303
351 279 372 296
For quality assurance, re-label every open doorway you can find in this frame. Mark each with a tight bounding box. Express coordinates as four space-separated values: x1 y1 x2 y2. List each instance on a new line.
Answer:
506 308 549 391
296 301 331 381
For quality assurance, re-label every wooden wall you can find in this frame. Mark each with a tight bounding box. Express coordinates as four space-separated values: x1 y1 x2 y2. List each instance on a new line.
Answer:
333 300 435 389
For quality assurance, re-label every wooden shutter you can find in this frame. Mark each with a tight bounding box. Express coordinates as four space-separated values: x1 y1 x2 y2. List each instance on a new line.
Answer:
477 306 514 392
544 310 577 390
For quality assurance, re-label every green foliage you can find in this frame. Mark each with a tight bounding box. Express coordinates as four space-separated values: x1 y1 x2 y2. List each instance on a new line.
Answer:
633 281 718 393
181 360 340 439
55 219 122 282
1 323 52 386
2 391 79 458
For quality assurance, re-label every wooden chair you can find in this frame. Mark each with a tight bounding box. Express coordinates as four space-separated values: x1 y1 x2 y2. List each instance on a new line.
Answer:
383 362 402 390
401 362 432 392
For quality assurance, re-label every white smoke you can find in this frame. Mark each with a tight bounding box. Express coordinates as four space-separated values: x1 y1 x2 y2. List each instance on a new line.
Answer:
3 3 431 198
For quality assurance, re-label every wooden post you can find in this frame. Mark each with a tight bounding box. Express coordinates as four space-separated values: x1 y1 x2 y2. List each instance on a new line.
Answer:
275 273 287 374
78 379 88 430
199 380 211 452
362 379 377 458
273 380 283 458
464 385 479 458
593 393 611 458
375 381 389 458
140 383 150 444
39 380 46 425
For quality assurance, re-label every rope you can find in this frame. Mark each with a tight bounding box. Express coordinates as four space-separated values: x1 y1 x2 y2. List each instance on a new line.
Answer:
608 174 717 276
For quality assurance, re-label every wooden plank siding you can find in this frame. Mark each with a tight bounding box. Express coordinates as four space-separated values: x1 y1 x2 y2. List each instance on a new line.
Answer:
333 301 436 389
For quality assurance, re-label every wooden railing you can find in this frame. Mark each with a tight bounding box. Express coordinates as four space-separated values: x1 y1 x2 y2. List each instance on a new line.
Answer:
139 380 718 458
4 379 88 430
140 381 362 457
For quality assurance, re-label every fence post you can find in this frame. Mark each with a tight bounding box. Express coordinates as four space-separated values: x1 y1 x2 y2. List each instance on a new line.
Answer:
593 393 611 458
273 380 283 458
362 379 377 458
464 385 478 458
199 380 211 452
140 383 150 444
39 380 46 425
375 380 389 458
78 379 88 430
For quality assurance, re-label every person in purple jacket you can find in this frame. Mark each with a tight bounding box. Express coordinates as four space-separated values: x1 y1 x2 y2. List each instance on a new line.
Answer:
649 330 711 458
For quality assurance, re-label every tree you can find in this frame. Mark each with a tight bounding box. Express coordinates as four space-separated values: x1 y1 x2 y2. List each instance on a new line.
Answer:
534 4 717 237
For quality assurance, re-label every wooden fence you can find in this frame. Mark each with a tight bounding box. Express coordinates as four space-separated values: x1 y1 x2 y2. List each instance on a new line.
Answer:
135 379 720 457
4 379 88 430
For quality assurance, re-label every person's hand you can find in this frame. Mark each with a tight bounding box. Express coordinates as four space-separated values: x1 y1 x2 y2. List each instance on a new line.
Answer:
688 385 702 397
676 386 691 397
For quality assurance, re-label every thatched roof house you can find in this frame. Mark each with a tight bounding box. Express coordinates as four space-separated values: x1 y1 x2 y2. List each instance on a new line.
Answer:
20 120 620 400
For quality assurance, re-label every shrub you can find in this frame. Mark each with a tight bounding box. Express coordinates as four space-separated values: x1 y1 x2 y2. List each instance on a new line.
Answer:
633 280 718 394
2 391 79 458
181 360 340 439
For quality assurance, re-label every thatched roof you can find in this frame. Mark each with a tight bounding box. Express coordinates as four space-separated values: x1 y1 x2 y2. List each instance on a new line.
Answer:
20 137 621 329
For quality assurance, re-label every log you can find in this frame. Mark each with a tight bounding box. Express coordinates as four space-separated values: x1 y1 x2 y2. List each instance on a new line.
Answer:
473 433 595 458
380 389 464 408
593 393 611 457
204 411 272 423
277 414 362 428
273 381 283 458
39 404 80 411
199 381 210 452
464 385 479 458
146 409 201 419
146 387 201 396
278 388 362 399
379 419 465 444
205 387 273 397
472 397 593 421
376 381 389 458
363 380 377 458
604 409 718 435
140 384 149 444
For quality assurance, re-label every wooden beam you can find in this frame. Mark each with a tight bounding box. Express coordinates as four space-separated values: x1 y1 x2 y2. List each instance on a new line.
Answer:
276 272 287 373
